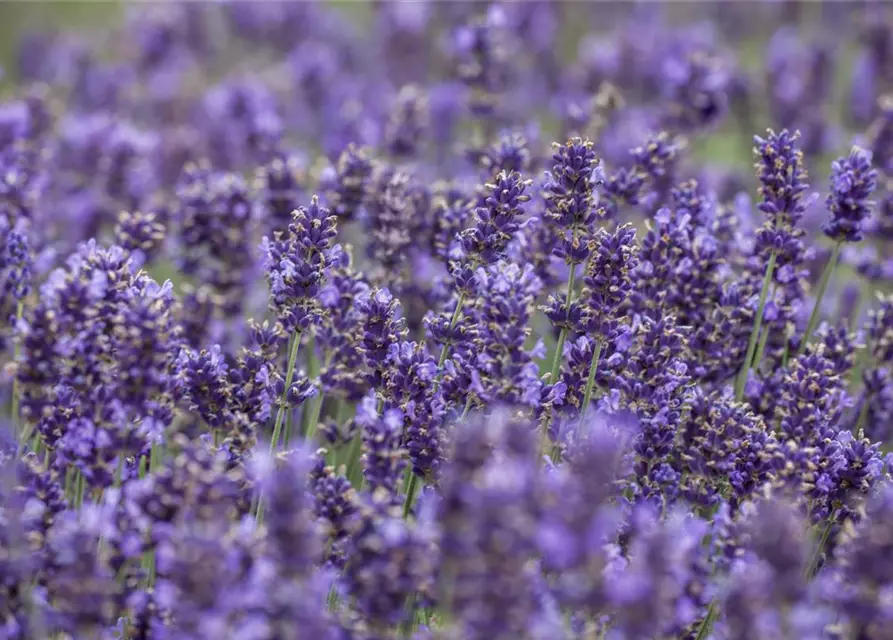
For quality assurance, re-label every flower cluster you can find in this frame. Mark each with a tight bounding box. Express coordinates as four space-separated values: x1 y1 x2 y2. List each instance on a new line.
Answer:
2 4 893 640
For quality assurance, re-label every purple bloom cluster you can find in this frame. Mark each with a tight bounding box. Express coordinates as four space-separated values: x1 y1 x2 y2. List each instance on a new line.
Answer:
3 4 893 639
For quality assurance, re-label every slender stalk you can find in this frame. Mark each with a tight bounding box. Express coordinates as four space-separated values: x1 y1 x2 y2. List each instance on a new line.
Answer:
753 326 770 371
850 282 870 331
335 398 349 426
735 251 778 400
437 293 467 368
294 336 320 446
114 454 124 488
549 265 577 382
64 466 74 501
270 331 303 452
304 394 325 444
694 603 717 640
399 594 418 637
74 471 86 509
16 420 35 458
781 341 791 370
305 351 335 444
580 339 603 419
149 441 162 472
855 398 870 434
798 241 842 357
402 473 420 519
10 301 23 440
330 400 350 469
804 519 834 579
138 455 147 479
459 397 472 422
344 433 364 488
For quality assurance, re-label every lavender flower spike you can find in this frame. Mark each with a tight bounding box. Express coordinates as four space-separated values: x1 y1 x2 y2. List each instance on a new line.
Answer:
800 147 878 356
736 129 810 398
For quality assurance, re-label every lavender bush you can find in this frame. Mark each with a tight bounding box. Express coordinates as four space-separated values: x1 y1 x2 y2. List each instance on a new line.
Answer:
4 2 893 638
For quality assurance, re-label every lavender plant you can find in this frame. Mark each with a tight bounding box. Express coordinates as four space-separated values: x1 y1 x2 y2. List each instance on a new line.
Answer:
3 3 893 639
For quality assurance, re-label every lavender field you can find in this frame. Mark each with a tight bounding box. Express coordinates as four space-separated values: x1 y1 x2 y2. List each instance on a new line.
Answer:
4 2 893 639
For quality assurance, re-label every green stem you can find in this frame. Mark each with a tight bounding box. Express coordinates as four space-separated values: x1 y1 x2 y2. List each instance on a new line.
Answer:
304 394 325 444
753 326 770 371
305 351 334 444
735 251 778 401
270 331 303 453
64 466 74 501
294 336 320 446
694 602 717 640
850 281 870 331
804 519 834 579
344 433 364 488
149 441 162 472
855 398 870 434
74 471 86 509
459 397 472 421
16 420 35 458
138 455 147 479
437 293 467 368
798 241 842 357
114 454 124 488
402 473 420 519
781 340 791 370
548 265 577 382
580 339 603 419
11 300 23 441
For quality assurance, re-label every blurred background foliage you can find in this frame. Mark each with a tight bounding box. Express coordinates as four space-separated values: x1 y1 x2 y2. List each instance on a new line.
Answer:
0 0 868 173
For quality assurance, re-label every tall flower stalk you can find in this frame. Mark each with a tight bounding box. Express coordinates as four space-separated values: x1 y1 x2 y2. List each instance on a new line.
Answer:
578 223 638 417
735 129 810 400
432 170 531 368
541 138 603 384
799 147 877 356
262 196 339 450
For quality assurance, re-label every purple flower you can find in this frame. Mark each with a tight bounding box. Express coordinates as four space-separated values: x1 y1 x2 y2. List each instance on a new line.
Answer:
385 84 429 159
176 166 258 316
321 143 373 222
581 223 638 337
45 505 125 636
753 129 811 263
606 507 711 638
538 414 629 614
343 489 437 628
834 484 893 635
471 131 532 176
355 287 407 383
176 345 232 429
309 449 356 568
262 195 339 334
437 410 546 639
823 147 878 243
113 210 166 264
720 496 826 640
866 293 893 364
452 6 515 118
660 49 730 131
357 394 407 500
458 170 532 266
472 261 544 408
543 137 603 266
382 341 445 480
256 151 306 236
364 168 427 280
255 447 323 577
